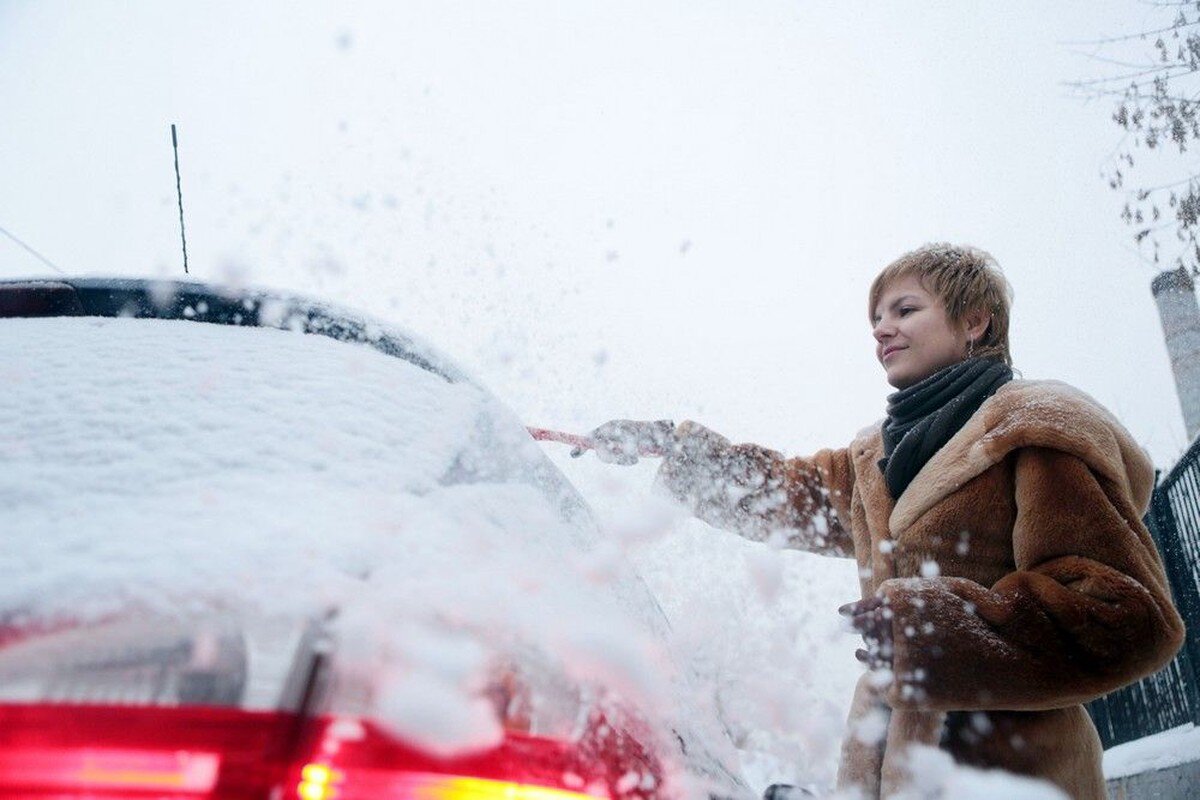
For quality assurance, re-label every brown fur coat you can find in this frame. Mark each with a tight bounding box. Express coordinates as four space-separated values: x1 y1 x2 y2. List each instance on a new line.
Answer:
657 380 1185 799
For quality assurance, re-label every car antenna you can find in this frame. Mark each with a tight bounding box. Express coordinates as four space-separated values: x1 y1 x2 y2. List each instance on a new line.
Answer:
171 123 189 275
0 222 67 275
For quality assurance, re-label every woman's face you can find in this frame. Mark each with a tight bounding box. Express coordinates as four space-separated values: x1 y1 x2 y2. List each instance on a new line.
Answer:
872 275 968 390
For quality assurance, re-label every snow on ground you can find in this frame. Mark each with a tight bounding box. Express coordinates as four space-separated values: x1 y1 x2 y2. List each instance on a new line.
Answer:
1103 723 1200 779
864 745 1068 800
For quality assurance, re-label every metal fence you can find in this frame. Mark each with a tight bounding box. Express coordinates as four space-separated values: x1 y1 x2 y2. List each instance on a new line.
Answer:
1087 437 1200 748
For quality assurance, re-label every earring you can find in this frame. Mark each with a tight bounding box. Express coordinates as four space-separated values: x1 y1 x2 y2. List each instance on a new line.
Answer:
967 339 975 358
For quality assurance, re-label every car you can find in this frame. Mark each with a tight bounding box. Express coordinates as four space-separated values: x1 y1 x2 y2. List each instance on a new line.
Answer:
0 277 750 800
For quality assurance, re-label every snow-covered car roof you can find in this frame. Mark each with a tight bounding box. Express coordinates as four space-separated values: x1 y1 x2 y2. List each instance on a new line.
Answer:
3 280 685 741
1 277 628 618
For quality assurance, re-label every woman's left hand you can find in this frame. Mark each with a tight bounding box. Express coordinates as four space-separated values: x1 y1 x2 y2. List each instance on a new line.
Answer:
839 596 894 669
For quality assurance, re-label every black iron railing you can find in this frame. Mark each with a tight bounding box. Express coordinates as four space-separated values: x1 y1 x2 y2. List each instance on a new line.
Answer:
1087 437 1200 748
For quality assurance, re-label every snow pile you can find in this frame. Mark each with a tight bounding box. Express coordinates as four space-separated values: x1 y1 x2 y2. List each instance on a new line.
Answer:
341 618 506 756
0 316 672 755
858 745 1067 800
1103 722 1200 779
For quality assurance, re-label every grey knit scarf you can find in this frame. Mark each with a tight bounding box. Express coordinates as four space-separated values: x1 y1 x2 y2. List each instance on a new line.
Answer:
879 358 1013 499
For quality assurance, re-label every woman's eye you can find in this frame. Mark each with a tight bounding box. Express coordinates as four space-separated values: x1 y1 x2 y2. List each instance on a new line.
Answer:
899 307 915 316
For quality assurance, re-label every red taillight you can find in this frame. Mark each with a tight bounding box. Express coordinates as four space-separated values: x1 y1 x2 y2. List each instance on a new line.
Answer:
0 704 295 798
0 748 220 793
283 716 615 800
292 767 602 799
0 704 664 799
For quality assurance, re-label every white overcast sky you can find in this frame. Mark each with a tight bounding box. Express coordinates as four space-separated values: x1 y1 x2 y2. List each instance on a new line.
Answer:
1 0 1191 467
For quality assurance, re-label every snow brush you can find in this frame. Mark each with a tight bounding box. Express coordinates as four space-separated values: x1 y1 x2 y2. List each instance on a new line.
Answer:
527 427 595 455
526 426 672 458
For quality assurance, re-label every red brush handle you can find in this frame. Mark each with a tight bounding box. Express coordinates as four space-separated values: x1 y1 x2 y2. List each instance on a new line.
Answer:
527 427 668 457
527 427 594 451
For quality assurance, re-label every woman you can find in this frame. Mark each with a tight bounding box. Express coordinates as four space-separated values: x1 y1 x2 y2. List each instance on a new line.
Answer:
586 244 1184 799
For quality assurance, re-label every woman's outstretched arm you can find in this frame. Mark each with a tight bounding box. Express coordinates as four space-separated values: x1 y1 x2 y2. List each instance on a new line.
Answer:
655 421 857 557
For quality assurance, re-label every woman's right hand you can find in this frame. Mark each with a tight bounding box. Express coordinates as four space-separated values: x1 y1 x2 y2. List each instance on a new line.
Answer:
575 419 676 464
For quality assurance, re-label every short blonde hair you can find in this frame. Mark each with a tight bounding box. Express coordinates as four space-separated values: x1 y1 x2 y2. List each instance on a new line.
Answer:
868 243 1014 366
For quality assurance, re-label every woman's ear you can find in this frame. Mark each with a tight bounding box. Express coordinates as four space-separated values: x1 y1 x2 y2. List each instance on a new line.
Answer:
964 308 990 343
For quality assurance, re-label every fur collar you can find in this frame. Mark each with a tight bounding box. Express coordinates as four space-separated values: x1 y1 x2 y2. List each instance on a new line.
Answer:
851 380 1155 535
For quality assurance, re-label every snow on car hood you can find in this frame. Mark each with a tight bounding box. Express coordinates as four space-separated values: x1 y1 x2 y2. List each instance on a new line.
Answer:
0 315 669 747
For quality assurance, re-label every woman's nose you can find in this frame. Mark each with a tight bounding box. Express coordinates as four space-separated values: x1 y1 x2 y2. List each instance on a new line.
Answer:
873 322 893 342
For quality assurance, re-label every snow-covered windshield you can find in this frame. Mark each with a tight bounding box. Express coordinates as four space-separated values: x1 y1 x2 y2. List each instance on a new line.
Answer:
0 315 670 746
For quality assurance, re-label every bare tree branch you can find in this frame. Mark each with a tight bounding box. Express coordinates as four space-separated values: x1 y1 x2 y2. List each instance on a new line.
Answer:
1067 65 1194 89
1122 174 1200 194
1074 52 1184 70
1059 20 1199 46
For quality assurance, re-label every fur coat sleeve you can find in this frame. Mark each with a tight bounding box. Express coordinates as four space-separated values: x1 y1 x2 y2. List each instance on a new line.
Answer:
656 420 856 556
878 385 1186 712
